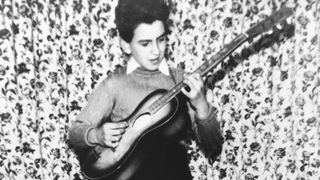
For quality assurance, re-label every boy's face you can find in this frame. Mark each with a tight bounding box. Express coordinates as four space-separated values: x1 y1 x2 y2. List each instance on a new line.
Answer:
127 20 167 71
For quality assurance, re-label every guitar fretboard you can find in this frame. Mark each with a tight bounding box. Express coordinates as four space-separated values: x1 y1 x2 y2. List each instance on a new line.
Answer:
148 33 249 114
147 6 293 115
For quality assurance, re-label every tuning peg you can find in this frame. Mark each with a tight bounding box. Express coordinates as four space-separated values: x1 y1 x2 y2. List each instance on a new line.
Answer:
266 29 273 35
286 17 293 24
276 24 282 30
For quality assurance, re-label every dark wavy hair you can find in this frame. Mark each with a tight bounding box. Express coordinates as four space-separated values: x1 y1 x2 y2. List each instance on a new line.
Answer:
115 0 170 42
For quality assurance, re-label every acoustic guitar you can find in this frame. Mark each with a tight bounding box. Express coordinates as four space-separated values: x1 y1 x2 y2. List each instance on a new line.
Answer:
77 7 294 180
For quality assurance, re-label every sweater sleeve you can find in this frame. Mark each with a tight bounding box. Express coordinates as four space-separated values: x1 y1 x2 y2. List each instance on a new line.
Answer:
172 67 224 162
192 105 224 164
68 77 115 150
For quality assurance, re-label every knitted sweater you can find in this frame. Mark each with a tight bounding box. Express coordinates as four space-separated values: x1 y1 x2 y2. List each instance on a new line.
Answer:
69 66 223 180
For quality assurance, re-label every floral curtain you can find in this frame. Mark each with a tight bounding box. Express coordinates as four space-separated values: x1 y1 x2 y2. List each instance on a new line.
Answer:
0 0 319 179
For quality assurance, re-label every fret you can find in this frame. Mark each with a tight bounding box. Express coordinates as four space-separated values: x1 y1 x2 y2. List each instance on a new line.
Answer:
148 82 183 114
198 33 248 76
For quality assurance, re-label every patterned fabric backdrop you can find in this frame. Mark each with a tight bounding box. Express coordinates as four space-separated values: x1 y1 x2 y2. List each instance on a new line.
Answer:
0 0 319 179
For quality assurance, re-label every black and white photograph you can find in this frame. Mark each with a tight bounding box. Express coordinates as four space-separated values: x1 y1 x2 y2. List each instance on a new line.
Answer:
0 0 319 179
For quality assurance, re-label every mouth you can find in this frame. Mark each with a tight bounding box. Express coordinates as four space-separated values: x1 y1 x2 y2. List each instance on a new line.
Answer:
150 58 160 64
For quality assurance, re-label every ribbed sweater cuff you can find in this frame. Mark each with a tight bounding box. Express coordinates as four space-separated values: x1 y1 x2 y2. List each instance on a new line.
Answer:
84 127 98 147
69 121 95 149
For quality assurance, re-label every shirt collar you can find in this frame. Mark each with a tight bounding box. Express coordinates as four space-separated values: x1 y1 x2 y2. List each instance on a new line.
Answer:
126 56 170 76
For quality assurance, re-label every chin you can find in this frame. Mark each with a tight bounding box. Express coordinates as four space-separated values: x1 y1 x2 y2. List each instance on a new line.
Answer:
150 66 159 71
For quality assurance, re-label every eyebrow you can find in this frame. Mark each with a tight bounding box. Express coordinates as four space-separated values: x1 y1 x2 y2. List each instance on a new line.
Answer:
138 32 167 43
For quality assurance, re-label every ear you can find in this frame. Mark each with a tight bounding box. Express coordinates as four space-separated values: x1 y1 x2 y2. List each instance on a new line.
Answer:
119 38 132 54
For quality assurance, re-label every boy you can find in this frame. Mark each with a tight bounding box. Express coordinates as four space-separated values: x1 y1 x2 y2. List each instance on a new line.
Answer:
69 0 223 179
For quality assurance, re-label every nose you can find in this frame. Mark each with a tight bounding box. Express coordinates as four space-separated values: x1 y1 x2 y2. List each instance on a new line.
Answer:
151 42 160 56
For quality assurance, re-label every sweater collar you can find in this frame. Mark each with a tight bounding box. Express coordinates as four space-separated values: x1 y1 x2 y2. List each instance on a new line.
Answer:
126 56 170 76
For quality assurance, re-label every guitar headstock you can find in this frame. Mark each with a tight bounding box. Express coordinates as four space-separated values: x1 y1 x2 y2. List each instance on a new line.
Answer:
245 7 294 39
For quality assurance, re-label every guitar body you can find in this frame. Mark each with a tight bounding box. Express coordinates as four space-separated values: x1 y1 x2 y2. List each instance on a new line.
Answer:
79 89 179 180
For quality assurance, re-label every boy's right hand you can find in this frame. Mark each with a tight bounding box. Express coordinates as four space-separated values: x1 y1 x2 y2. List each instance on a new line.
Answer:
88 121 129 148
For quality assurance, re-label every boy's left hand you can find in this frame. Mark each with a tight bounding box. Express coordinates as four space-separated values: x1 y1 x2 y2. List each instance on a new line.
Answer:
181 73 211 119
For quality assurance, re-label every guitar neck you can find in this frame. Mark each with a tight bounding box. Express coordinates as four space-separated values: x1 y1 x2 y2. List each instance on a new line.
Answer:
148 33 249 114
148 6 294 114
194 33 249 76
